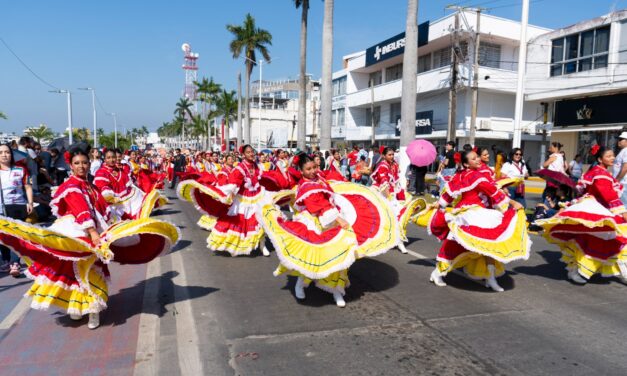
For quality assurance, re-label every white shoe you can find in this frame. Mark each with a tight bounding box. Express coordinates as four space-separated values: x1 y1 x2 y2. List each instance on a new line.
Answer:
486 265 504 292
87 313 100 329
568 268 587 284
294 277 306 299
69 314 82 321
397 243 409 254
429 269 447 287
617 261 627 285
262 246 270 257
333 292 346 307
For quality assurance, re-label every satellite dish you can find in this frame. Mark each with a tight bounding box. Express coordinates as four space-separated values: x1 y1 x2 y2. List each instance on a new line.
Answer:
181 43 191 53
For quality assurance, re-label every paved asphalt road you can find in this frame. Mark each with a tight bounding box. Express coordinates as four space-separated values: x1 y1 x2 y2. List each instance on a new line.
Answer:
0 189 626 376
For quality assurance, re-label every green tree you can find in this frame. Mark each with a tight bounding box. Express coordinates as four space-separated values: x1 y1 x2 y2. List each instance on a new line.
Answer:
195 77 221 149
227 13 272 145
216 89 238 149
294 0 309 150
0 111 7 120
74 127 92 143
24 124 55 143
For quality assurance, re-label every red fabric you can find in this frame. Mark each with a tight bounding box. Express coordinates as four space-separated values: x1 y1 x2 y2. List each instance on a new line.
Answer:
440 169 507 209
94 164 132 197
437 239 467 262
53 175 109 225
347 151 358 166
319 169 347 182
371 160 402 196
477 163 495 181
216 166 235 186
578 165 624 212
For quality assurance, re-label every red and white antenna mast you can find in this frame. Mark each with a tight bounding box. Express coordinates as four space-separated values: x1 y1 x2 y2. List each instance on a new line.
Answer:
181 43 199 115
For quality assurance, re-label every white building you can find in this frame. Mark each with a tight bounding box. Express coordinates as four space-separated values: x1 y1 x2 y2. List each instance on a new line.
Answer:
333 11 550 162
232 78 320 150
526 9 627 163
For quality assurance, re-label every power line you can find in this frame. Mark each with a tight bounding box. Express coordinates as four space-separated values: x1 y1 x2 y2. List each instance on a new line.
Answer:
0 37 59 90
94 92 109 114
487 0 549 10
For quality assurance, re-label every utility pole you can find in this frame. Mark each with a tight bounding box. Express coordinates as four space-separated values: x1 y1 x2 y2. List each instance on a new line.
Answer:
237 72 243 149
370 77 376 146
513 0 530 148
447 12 460 143
469 9 482 147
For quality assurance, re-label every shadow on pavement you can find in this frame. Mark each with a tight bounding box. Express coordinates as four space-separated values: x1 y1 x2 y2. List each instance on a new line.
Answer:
170 240 192 253
407 258 516 293
513 250 566 281
281 258 400 307
156 209 181 216
53 271 219 327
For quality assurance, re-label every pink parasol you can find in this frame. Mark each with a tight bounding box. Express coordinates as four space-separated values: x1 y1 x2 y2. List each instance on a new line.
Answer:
535 169 576 189
406 140 437 167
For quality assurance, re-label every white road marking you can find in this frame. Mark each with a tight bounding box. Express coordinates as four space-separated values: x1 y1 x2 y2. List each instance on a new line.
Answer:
133 260 162 376
0 297 31 330
170 249 204 376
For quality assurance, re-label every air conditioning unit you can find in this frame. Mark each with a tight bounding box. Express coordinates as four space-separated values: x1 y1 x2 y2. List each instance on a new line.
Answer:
478 119 492 130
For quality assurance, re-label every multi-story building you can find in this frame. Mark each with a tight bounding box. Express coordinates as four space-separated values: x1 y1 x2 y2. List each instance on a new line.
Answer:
526 9 627 163
333 11 550 162
241 77 320 149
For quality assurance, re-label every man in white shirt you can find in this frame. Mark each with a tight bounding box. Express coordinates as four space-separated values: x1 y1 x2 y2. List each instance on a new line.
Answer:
613 131 627 206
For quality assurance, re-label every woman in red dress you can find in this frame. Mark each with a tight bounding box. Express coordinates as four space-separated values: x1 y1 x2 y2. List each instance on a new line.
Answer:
0 146 179 329
476 147 496 181
259 154 400 307
537 145 627 284
428 150 529 291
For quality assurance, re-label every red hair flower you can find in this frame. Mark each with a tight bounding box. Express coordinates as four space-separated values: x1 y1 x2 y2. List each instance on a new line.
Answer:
292 155 300 166
379 145 386 155
453 152 462 165
238 145 244 154
472 146 478 153
64 151 71 165
590 144 600 156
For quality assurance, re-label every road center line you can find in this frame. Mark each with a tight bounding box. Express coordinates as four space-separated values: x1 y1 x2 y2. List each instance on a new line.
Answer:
133 259 162 376
0 296 31 330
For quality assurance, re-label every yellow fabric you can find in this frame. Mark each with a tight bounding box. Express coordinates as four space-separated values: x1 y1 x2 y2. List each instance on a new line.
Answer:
206 229 265 256
437 253 506 280
272 189 296 207
260 203 357 279
178 179 234 206
330 182 400 258
397 194 434 240
101 217 180 254
496 177 523 189
197 215 217 231
448 207 530 263
559 245 627 279
138 189 168 219
274 265 349 295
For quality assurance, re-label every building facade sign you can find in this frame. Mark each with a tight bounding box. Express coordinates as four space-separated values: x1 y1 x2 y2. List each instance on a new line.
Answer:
395 110 434 136
554 93 627 127
365 22 430 67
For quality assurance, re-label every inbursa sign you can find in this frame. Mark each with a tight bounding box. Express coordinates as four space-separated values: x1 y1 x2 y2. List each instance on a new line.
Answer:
365 21 430 67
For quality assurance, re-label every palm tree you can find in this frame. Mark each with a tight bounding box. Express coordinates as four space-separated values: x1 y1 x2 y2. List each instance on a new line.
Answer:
195 77 221 149
294 0 309 150
175 97 194 146
319 0 334 151
227 13 272 145
400 0 419 148
24 124 55 143
216 90 238 150
0 111 7 120
75 127 91 142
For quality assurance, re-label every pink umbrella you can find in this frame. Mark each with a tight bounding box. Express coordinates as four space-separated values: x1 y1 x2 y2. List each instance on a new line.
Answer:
406 140 437 167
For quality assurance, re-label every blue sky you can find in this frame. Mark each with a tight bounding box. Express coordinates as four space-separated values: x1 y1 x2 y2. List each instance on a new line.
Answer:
1 0 625 134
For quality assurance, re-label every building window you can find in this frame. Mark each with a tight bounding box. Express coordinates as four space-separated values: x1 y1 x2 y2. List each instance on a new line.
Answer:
332 76 346 97
385 63 403 82
364 106 380 127
418 54 431 73
550 25 610 76
390 102 402 125
433 47 451 69
332 108 345 127
479 42 501 68
368 71 382 87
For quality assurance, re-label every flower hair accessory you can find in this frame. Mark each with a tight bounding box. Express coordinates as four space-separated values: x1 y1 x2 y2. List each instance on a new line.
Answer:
64 151 71 165
590 144 601 156
453 152 462 165
472 146 478 153
293 155 300 166
379 145 385 154
238 145 244 154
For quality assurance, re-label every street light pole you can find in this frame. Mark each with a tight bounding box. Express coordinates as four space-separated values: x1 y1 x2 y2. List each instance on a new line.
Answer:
107 112 118 148
258 59 263 150
79 87 98 148
49 90 74 144
513 0 530 149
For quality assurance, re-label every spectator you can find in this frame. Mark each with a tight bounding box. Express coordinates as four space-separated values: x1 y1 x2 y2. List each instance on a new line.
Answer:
18 136 39 193
542 142 565 198
49 148 68 185
33 183 53 222
462 143 473 152
89 148 102 178
530 184 572 231
0 143 34 276
569 154 583 183
170 148 187 188
501 148 529 207
437 141 457 190
406 164 427 195
614 131 627 206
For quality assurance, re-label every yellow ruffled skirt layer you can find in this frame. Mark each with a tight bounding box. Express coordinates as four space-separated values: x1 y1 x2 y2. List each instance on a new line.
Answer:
274 264 350 295
437 253 506 280
559 245 627 279
197 215 217 231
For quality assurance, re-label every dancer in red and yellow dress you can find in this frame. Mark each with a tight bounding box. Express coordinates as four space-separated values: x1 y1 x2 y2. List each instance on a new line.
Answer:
0 146 179 329
371 146 424 254
260 149 295 191
94 149 166 220
320 149 347 182
537 145 627 284
178 144 269 256
427 150 530 291
258 154 400 307
136 155 166 193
